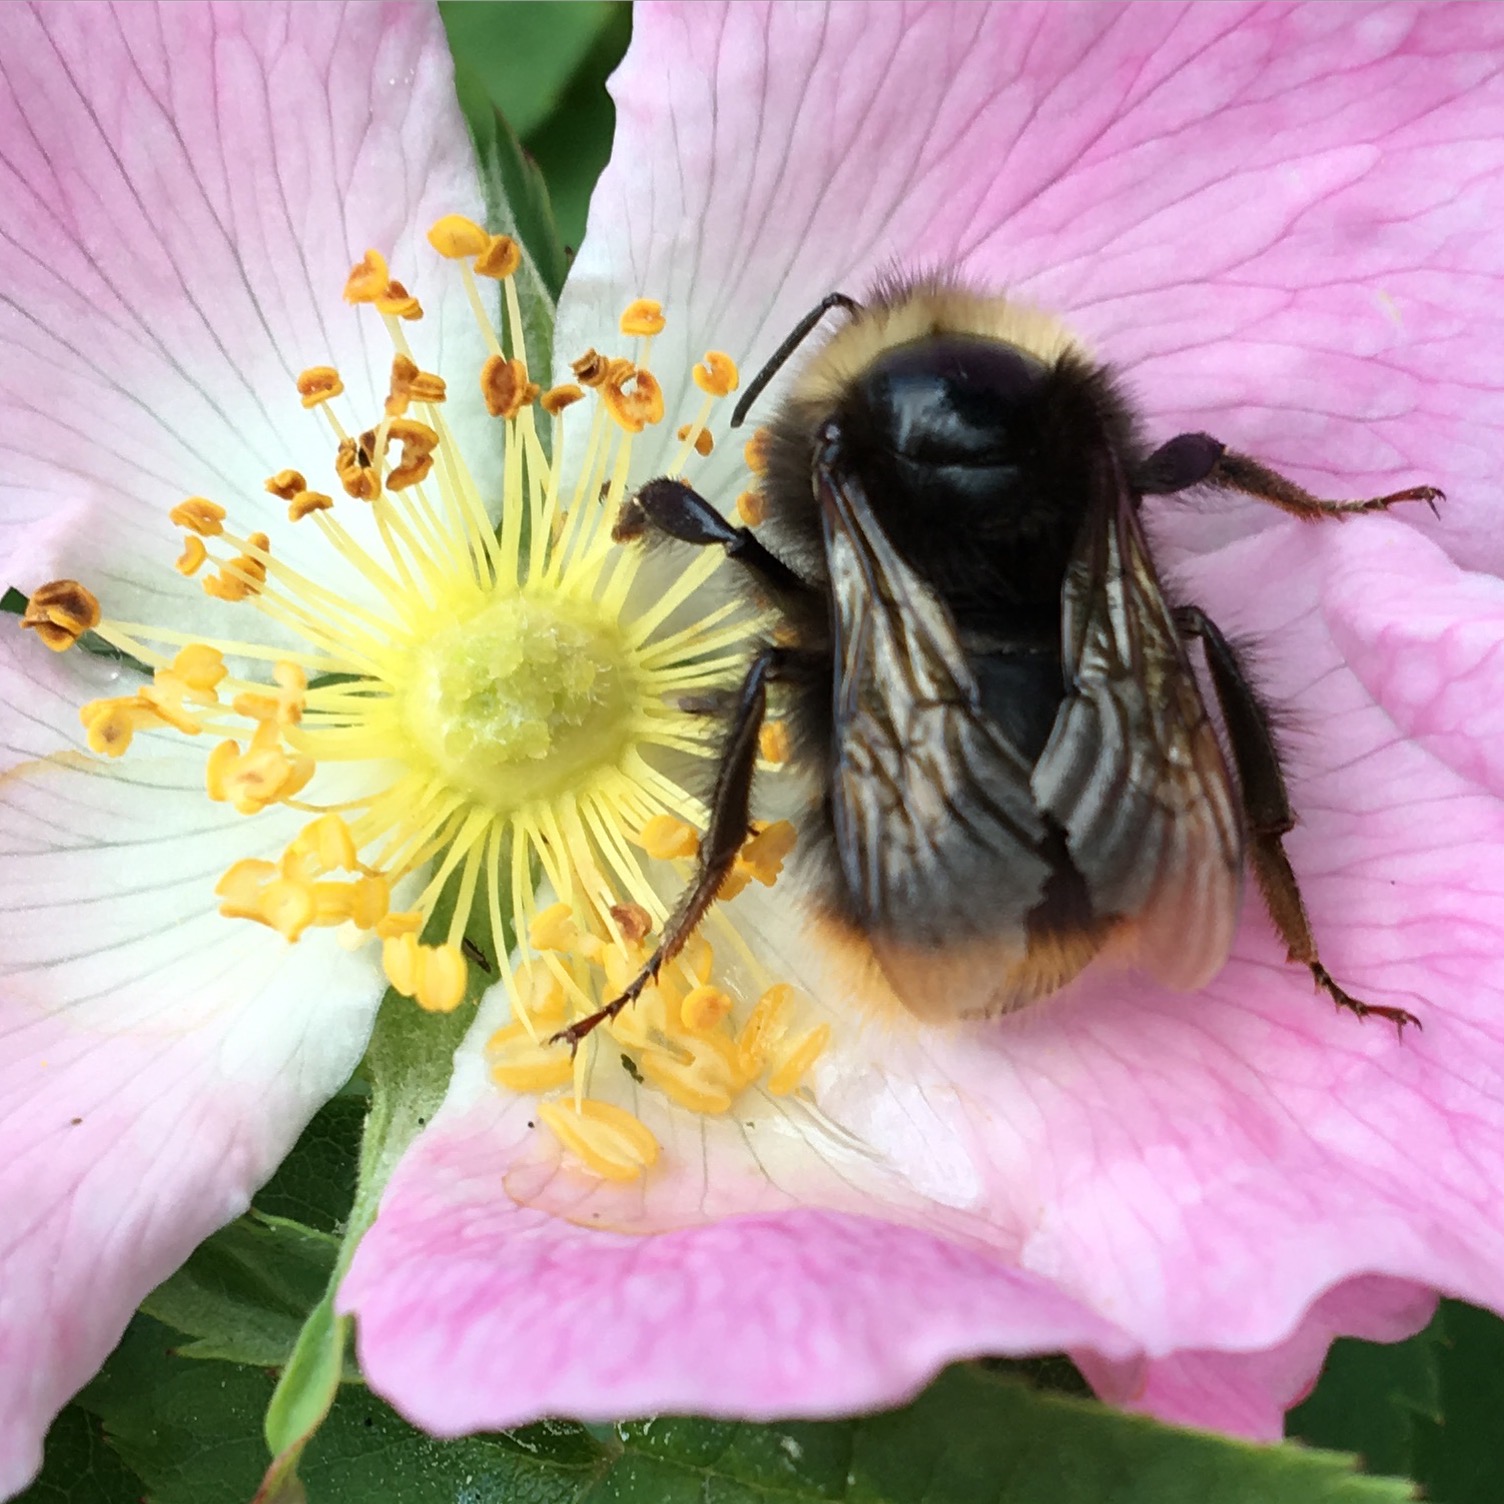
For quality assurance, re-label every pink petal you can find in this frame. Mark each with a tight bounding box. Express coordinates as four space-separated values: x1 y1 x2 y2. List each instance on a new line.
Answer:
557 0 1504 570
0 0 492 636
0 629 386 1496
348 514 1504 1436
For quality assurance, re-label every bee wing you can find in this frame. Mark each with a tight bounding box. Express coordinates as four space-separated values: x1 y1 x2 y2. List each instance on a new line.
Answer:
1031 461 1245 990
818 452 1064 1020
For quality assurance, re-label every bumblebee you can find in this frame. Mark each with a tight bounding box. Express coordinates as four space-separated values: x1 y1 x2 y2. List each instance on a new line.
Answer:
557 280 1439 1046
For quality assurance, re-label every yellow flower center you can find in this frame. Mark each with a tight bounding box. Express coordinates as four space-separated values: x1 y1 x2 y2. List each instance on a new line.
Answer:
401 594 633 810
16 215 827 1182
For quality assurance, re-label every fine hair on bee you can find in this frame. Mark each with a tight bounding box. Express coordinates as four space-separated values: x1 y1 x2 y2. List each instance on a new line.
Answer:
552 274 1442 1049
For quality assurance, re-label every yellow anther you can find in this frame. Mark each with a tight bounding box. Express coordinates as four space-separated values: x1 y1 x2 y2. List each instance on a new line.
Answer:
639 1033 740 1115
376 909 423 940
681 984 732 1034
693 350 740 397
570 349 610 388
635 814 700 861
480 355 540 420
347 874 391 930
215 858 278 921
740 819 796 885
540 383 584 416
620 298 666 337
205 735 311 815
416 941 468 1012
767 1023 831 1096
232 690 280 723
344 249 391 304
170 644 227 697
736 489 766 527
259 877 318 941
538 1098 660 1181
386 353 446 417
296 366 345 409
169 497 226 536
603 367 665 434
289 814 358 874
375 278 423 320
486 1022 576 1092
175 535 208 575
79 694 159 757
474 234 522 280
676 423 715 457
609 902 653 945
376 417 440 490
427 214 491 259
264 469 307 501
288 490 334 522
528 901 578 953
20 580 101 652
382 934 468 1012
335 435 381 502
737 982 793 1072
759 720 790 764
744 428 772 475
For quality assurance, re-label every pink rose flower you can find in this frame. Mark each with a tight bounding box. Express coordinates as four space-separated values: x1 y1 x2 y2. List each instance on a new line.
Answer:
2 3 1501 1496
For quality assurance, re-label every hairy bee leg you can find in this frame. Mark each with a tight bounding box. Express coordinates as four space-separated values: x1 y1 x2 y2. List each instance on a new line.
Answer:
1175 605 1420 1036
551 644 781 1052
616 476 813 595
1137 432 1443 518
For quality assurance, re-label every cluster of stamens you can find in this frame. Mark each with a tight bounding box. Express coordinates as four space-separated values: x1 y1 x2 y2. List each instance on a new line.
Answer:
17 214 823 1180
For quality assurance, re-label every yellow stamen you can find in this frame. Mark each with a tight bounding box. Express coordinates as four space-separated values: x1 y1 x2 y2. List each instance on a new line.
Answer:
426 214 491 259
767 1023 831 1096
636 813 700 861
21 580 101 652
474 234 522 280
620 298 666 337
541 383 584 415
170 497 227 536
296 366 345 409
480 355 539 420
536 1098 660 1182
675 423 715 457
693 350 740 397
486 1022 576 1092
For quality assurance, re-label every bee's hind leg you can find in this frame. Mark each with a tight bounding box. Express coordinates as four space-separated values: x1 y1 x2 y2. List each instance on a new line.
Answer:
1136 433 1442 519
614 477 812 594
1174 605 1421 1036
551 644 781 1052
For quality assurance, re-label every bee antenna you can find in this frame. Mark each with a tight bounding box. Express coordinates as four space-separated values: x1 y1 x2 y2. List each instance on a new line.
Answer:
729 292 861 429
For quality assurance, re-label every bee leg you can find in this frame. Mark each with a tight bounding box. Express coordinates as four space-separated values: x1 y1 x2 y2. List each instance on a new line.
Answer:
615 476 812 595
1138 433 1443 518
1175 605 1421 1037
551 644 780 1052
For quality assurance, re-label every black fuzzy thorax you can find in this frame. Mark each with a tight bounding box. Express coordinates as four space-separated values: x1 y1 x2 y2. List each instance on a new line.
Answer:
740 331 1146 935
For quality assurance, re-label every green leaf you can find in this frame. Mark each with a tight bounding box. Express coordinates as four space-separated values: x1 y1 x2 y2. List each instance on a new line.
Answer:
439 1 618 140
140 1211 339 1368
451 60 569 307
1286 1310 1443 1478
12 1403 144 1504
609 1367 1414 1504
1411 1299 1504 1504
521 5 632 256
254 1090 366 1235
75 1337 1419 1504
